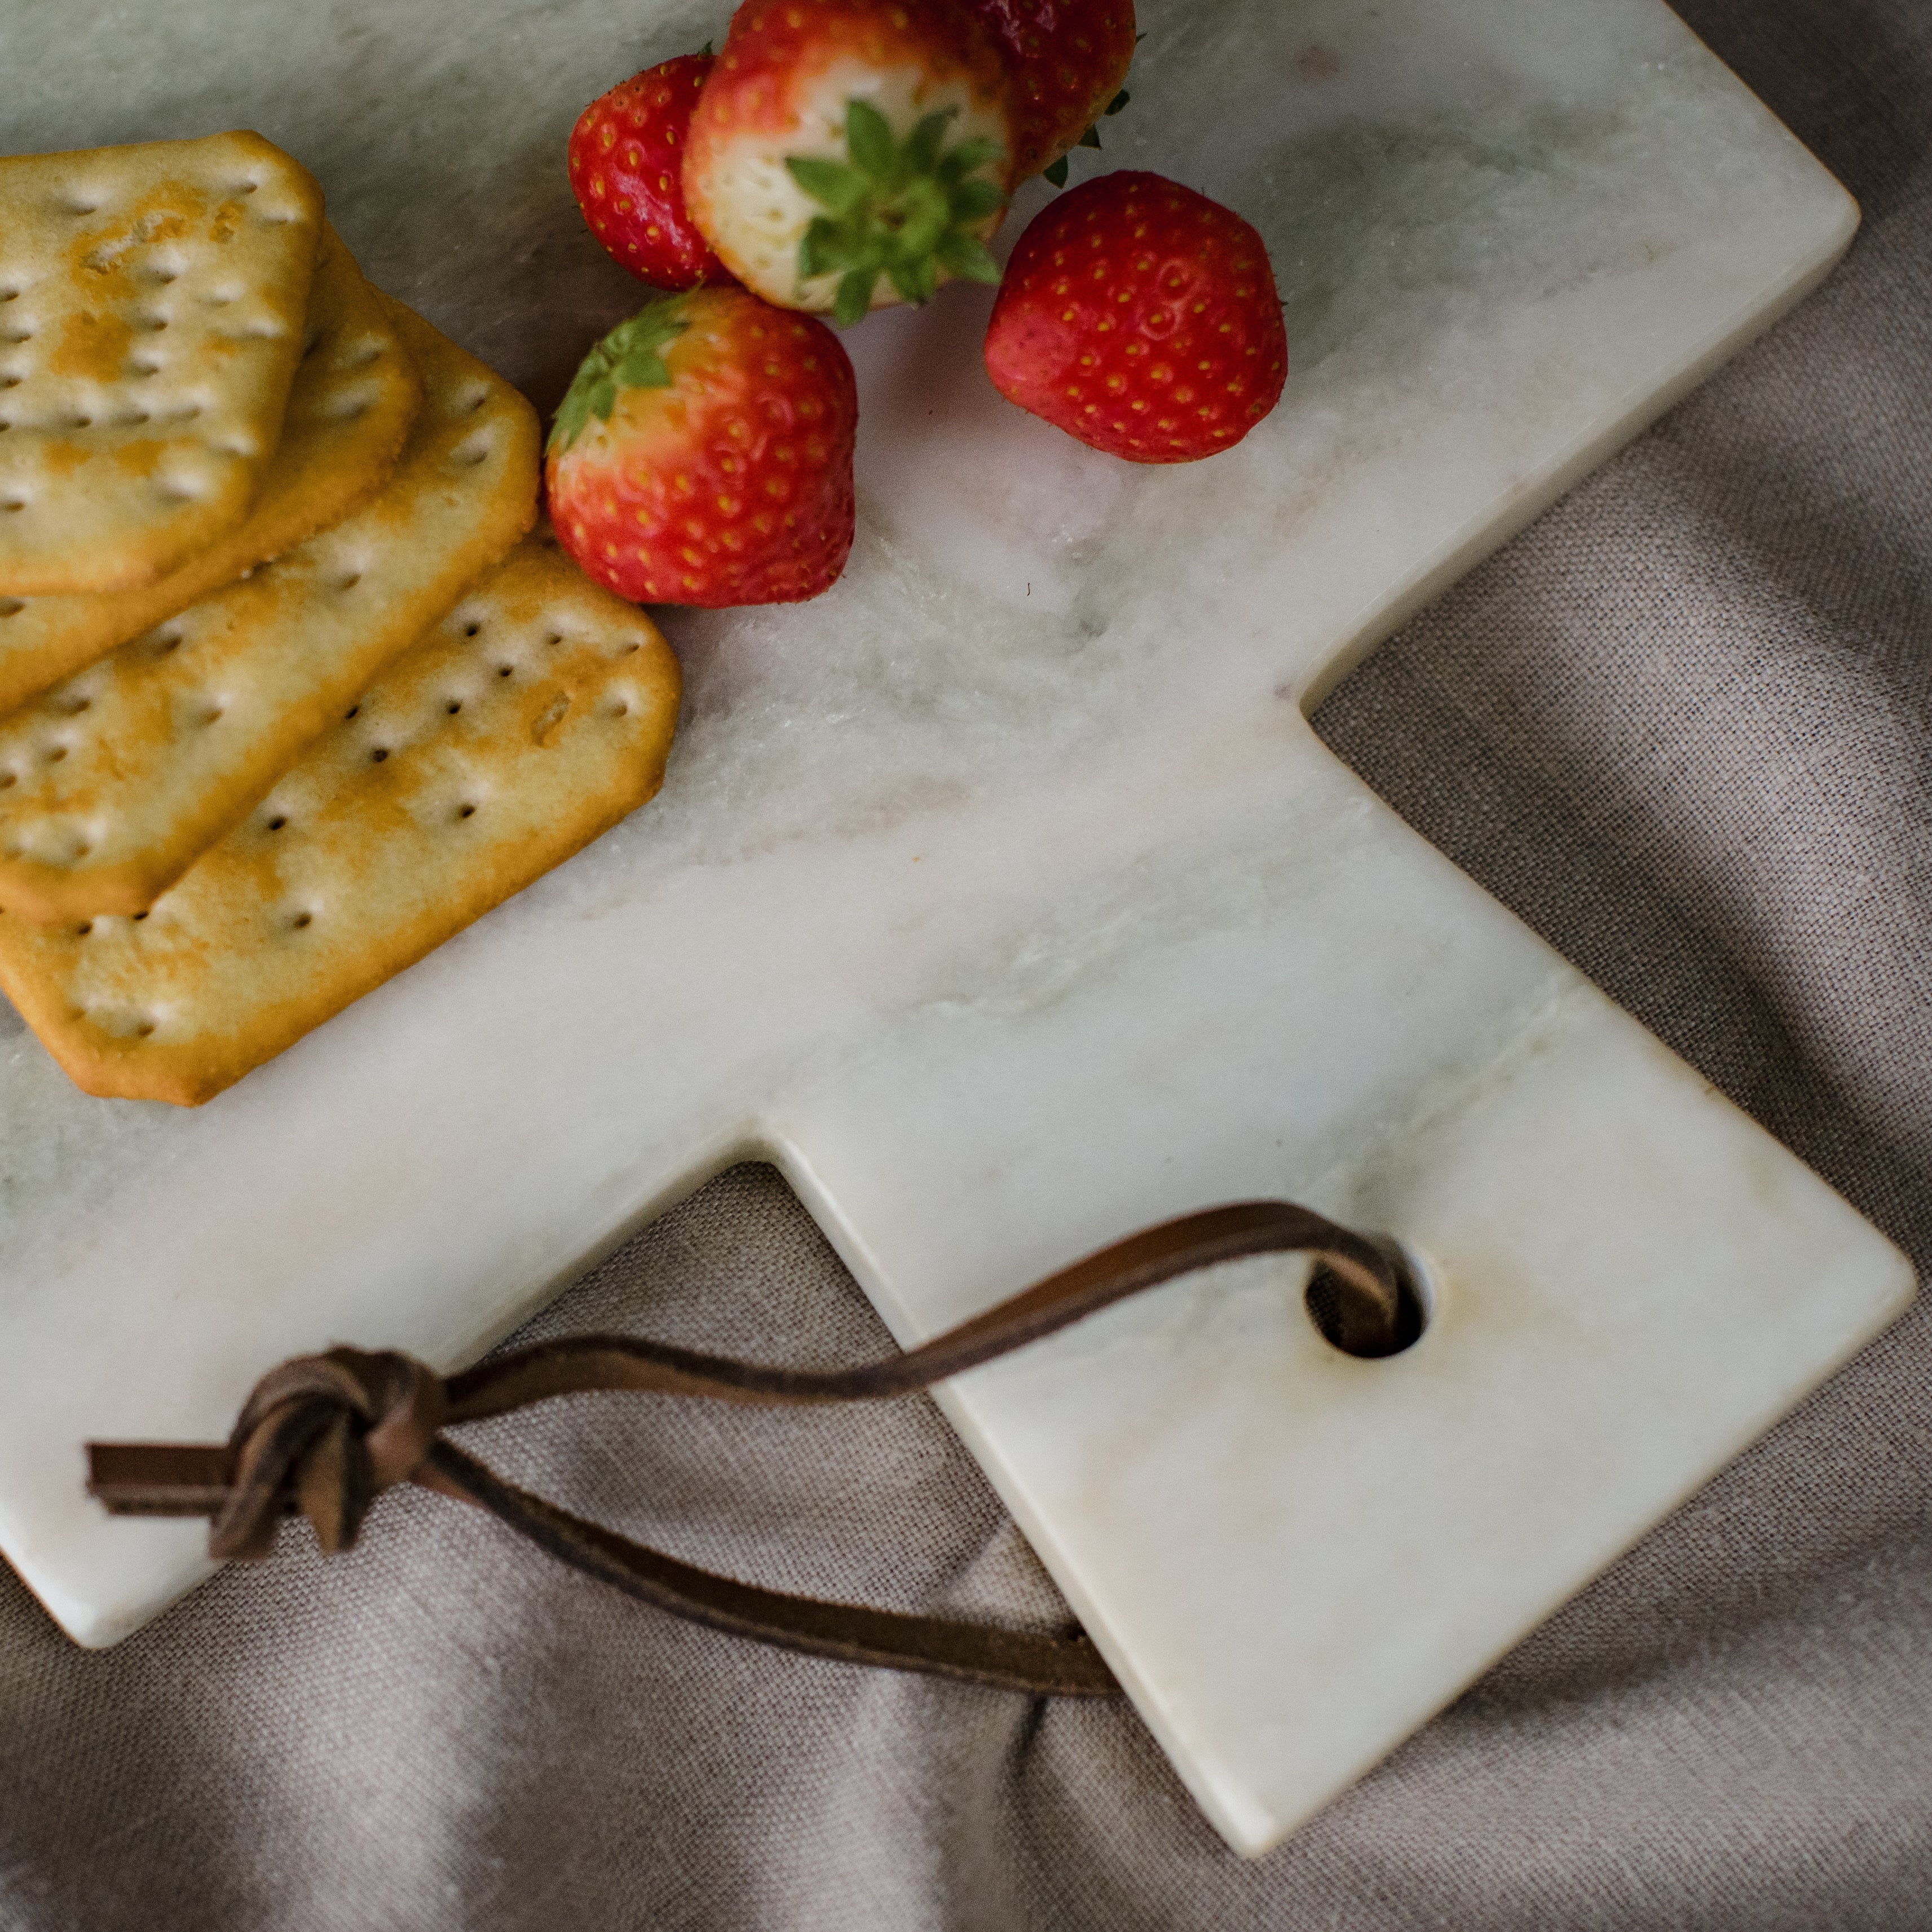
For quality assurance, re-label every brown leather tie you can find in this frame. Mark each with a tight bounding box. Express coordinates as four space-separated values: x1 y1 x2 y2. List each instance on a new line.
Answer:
89 1201 1417 1697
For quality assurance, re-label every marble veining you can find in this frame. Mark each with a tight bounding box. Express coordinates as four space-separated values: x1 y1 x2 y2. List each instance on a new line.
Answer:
0 0 1909 1857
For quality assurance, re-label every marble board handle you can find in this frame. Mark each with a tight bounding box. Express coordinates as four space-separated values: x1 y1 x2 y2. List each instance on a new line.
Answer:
86 1200 1417 1693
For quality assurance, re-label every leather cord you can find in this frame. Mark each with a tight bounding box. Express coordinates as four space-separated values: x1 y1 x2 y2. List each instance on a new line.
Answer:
87 1200 1414 1696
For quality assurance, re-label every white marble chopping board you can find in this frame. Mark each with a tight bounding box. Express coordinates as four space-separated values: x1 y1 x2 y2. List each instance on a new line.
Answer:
0 0 1912 1859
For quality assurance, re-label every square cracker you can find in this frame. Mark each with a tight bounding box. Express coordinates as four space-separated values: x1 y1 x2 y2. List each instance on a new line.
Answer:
0 130 323 596
0 223 421 714
0 528 682 1105
0 298 539 924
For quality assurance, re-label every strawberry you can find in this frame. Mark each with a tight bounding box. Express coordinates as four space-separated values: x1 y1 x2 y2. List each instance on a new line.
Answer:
982 171 1287 463
546 285 857 606
684 0 1013 325
568 54 732 288
961 0 1136 182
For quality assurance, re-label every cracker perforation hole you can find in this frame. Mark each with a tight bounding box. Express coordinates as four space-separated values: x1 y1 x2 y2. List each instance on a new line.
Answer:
343 704 359 720
461 622 482 638
289 911 313 929
61 696 90 716
445 700 462 715
497 664 514 678
133 910 148 920
264 814 288 832
370 747 389 763
457 803 477 819
0 601 21 619
334 572 362 593
0 774 16 789
451 438 492 467
135 1021 155 1038
45 745 66 762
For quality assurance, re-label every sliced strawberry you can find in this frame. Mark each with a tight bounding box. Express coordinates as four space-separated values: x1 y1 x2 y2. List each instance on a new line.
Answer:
963 0 1136 181
547 286 857 606
685 0 1013 324
983 171 1287 463
568 54 732 288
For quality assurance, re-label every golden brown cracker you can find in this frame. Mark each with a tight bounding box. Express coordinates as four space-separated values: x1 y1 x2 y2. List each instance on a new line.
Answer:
0 224 422 714
0 131 325 595
0 299 539 923
0 528 681 1105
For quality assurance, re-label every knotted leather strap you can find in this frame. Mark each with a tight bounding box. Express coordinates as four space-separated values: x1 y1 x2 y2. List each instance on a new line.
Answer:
89 1201 1413 1696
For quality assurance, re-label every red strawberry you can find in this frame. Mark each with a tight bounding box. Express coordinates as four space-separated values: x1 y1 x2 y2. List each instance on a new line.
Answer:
983 171 1287 463
684 0 1013 324
963 0 1136 182
568 54 732 288
547 285 857 606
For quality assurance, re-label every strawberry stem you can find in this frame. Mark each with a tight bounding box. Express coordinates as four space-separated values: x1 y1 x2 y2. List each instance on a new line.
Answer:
549 299 690 455
787 100 1005 327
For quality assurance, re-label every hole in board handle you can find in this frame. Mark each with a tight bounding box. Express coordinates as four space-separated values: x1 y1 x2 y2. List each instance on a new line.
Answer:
1305 1236 1428 1358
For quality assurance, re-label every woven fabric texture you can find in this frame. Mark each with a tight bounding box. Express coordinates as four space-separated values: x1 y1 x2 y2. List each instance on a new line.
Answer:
3 0 1929 1922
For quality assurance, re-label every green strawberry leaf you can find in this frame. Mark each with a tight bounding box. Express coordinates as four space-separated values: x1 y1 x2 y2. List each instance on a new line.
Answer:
787 156 868 215
844 98 898 180
1078 124 1102 151
548 298 689 454
934 230 1002 284
1105 88 1130 115
937 138 1003 184
786 100 1008 325
799 215 842 280
1043 155 1069 189
905 109 952 178
835 266 881 328
950 177 1007 221
885 255 938 306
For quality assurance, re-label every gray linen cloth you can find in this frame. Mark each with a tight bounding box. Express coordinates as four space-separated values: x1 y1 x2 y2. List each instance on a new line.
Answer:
3 0 1929 1922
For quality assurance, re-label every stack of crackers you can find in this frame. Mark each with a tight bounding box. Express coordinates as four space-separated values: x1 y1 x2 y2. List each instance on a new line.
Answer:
0 131 682 1104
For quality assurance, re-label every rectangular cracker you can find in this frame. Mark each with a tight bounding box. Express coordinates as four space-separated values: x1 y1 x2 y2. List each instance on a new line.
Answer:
0 528 682 1105
0 131 325 595
0 298 539 923
0 224 421 714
